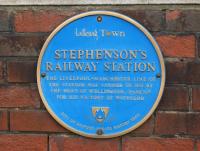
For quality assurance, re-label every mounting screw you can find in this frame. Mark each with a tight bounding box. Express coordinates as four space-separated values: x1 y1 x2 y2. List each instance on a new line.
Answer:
41 73 46 78
156 73 161 78
97 16 102 22
96 129 103 135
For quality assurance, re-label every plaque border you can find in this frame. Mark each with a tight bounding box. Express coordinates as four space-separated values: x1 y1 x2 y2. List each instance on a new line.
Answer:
37 11 166 138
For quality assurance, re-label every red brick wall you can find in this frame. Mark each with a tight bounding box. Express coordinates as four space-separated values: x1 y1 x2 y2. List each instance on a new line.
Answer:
0 6 200 151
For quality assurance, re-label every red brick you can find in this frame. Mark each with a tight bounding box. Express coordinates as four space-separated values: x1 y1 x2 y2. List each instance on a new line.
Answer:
192 87 200 111
50 136 119 151
166 10 182 21
10 110 66 132
14 10 76 32
0 11 10 31
0 86 40 108
122 137 194 151
155 112 187 135
158 87 189 110
7 61 36 82
155 112 200 135
166 10 184 31
156 35 196 58
0 35 45 56
197 140 200 151
187 113 200 135
0 111 8 130
130 115 154 135
166 61 200 84
186 62 200 84
0 134 47 151
199 34 200 58
166 61 186 84
119 10 164 31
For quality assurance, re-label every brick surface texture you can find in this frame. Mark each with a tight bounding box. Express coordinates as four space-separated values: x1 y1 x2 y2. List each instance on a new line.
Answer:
50 136 120 151
10 110 66 132
0 6 199 151
0 134 47 151
122 137 194 151
156 35 196 58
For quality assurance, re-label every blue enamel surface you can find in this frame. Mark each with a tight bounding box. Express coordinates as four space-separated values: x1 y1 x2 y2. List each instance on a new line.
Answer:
39 14 163 136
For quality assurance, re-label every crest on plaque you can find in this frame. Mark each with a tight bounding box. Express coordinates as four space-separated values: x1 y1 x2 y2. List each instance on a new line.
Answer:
92 107 109 122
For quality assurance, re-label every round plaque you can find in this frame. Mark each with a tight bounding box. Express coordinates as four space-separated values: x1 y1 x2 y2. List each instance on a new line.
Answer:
37 11 165 138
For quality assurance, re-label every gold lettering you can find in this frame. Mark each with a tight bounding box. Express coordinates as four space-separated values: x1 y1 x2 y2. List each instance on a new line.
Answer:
46 62 53 71
137 62 146 72
78 50 84 59
62 50 68 59
74 62 83 71
96 50 103 60
125 62 131 71
86 50 94 59
84 63 91 71
118 63 125 71
55 63 62 71
91 62 98 71
54 50 60 59
129 50 137 59
133 62 137 72
104 62 110 71
104 50 112 59
70 50 76 59
113 50 119 59
141 51 147 59
147 62 155 72
119 50 128 60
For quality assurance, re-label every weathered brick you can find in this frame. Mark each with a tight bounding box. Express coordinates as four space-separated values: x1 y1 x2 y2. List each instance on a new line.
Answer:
155 112 200 135
166 61 200 84
186 62 200 84
122 137 194 151
0 86 40 108
0 61 3 81
187 113 200 135
119 10 164 31
184 11 200 32
0 35 45 56
192 87 200 111
199 34 200 58
158 87 189 110
155 112 187 135
50 136 119 151
14 10 164 32
119 10 145 23
10 110 66 132
166 10 182 21
14 10 77 32
0 11 10 31
0 134 47 151
156 35 196 58
143 10 164 32
7 61 36 83
166 10 200 32
166 61 186 84
166 10 184 31
130 115 154 135
0 111 8 130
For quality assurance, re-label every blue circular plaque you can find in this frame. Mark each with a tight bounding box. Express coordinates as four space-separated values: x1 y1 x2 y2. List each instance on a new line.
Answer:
37 11 165 138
